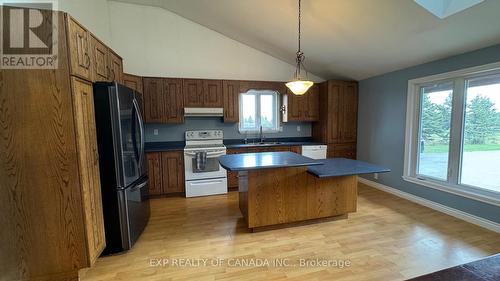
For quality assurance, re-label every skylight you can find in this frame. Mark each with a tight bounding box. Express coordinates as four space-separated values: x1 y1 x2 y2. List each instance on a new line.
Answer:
414 0 484 19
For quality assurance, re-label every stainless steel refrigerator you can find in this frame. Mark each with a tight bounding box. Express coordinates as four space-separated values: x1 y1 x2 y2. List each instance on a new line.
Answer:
93 82 150 255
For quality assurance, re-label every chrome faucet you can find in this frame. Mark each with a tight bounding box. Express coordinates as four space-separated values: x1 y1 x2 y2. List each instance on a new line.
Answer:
259 126 265 143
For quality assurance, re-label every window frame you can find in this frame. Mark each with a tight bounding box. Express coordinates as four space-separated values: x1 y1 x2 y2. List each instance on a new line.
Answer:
238 90 281 133
404 61 500 206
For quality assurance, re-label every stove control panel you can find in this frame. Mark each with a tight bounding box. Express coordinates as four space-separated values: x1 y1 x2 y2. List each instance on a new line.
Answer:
185 130 224 141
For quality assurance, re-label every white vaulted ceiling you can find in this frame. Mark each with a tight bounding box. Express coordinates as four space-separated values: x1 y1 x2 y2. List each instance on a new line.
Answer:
112 0 500 80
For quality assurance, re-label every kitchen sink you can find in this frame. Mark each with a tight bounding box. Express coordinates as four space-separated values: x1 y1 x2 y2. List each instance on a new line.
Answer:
243 141 283 146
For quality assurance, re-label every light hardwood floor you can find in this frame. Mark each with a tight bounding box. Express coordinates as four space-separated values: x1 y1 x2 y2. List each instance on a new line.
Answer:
80 183 500 281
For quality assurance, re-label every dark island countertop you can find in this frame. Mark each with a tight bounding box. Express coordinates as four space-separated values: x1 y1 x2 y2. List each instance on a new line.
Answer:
306 158 390 178
219 151 390 178
218 151 322 171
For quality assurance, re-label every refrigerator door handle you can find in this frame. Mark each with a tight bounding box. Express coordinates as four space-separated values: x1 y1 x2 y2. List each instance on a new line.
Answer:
133 98 145 169
130 179 148 192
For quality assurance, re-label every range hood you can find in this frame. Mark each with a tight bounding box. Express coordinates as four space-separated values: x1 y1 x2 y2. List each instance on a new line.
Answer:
184 107 224 117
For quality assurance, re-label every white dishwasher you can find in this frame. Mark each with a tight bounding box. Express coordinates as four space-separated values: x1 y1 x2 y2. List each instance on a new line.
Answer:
301 145 327 159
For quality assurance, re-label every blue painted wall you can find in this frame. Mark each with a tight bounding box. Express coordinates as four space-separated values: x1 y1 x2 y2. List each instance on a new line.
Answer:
358 43 500 223
145 118 311 142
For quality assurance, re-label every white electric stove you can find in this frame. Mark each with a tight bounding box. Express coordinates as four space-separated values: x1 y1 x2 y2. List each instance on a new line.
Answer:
184 130 227 197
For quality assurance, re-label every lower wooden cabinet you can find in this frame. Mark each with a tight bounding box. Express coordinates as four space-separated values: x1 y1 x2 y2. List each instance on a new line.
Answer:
327 143 356 159
147 152 162 195
147 151 185 196
71 77 106 265
226 146 302 188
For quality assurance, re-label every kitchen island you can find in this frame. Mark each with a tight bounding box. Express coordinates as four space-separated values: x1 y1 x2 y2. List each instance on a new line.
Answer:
218 152 389 231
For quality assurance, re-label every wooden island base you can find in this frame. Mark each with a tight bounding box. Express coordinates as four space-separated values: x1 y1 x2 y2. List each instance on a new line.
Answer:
238 167 357 231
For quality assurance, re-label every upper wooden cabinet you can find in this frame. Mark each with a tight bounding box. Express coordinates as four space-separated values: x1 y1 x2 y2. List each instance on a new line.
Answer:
306 85 320 121
286 84 319 122
66 15 92 80
182 79 222 107
123 73 144 113
68 14 123 84
223 80 240 123
143 78 184 124
340 82 358 143
183 79 204 107
312 80 358 159
143 78 164 123
203 79 223 107
90 35 109 82
123 73 143 93
108 50 123 83
313 80 358 144
163 79 184 123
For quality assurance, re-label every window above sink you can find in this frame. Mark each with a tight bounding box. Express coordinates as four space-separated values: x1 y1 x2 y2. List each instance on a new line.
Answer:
239 90 281 133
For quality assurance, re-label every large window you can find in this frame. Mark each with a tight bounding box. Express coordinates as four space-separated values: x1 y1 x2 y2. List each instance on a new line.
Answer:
405 63 500 205
239 90 280 132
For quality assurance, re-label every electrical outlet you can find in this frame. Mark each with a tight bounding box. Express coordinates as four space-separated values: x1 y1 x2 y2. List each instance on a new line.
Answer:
297 125 301 132
153 129 159 136
374 173 379 180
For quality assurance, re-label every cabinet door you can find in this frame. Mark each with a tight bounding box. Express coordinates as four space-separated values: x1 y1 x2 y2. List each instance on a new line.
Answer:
183 79 204 107
108 50 123 83
340 82 358 143
226 149 239 188
287 89 304 122
328 143 356 159
66 16 92 80
163 79 184 124
161 152 185 194
70 77 105 265
306 84 319 121
223 80 240 123
290 146 302 154
143 78 164 123
327 81 342 143
203 79 223 107
146 153 162 195
123 73 143 93
123 74 144 115
90 35 109 82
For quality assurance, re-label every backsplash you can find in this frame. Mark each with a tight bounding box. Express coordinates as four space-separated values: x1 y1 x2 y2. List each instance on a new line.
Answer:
145 117 312 142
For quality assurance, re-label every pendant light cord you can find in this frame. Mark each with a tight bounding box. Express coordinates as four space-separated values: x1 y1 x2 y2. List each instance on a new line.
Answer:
298 0 301 53
296 0 305 77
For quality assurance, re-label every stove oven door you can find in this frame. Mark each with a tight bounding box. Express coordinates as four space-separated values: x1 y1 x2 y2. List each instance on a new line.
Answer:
184 150 227 181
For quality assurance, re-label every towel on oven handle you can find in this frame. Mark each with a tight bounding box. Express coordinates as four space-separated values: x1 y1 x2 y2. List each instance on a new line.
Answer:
195 151 207 171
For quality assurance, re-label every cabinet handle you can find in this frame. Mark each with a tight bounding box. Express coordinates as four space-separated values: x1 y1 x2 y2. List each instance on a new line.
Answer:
110 69 115 81
84 53 91 69
106 66 111 80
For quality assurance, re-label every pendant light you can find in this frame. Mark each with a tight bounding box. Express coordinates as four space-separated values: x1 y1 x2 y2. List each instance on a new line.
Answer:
285 0 314 96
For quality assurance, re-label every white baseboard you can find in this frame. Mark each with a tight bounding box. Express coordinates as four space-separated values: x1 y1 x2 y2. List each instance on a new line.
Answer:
358 178 500 233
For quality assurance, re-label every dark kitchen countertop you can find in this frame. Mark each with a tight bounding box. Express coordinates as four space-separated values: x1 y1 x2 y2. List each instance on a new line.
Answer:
145 141 185 152
306 158 391 178
218 151 322 171
145 138 326 152
224 137 325 149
